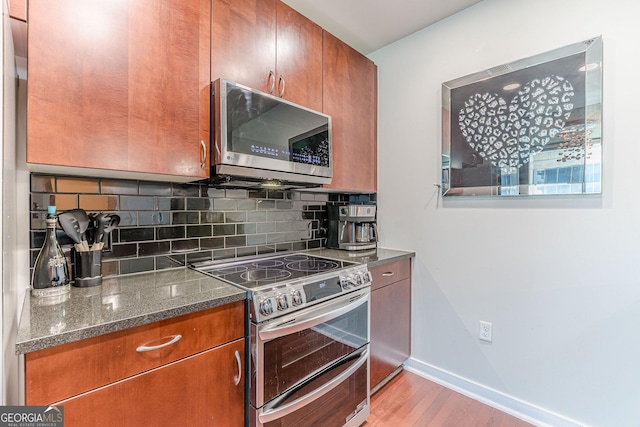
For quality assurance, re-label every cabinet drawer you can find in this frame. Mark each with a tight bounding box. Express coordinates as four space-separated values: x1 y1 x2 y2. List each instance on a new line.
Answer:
369 259 410 291
26 301 244 405
57 339 245 427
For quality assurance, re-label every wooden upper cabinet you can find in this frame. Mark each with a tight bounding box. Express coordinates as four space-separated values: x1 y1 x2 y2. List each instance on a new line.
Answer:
9 0 27 21
211 0 322 111
211 0 276 94
323 31 378 192
27 0 210 180
275 1 323 111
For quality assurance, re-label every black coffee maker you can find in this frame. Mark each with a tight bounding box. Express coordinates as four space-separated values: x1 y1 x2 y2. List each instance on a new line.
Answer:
327 204 377 251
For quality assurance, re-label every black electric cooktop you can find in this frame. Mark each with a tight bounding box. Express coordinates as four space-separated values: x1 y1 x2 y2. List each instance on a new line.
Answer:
195 253 358 291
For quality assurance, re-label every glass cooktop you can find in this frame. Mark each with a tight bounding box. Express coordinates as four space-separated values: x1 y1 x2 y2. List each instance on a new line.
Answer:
195 253 357 290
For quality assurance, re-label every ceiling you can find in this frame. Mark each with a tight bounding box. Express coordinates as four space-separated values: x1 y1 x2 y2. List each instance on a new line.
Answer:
282 0 483 55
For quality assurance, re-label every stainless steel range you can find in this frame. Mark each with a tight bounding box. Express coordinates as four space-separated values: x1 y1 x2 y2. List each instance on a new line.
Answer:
193 252 371 427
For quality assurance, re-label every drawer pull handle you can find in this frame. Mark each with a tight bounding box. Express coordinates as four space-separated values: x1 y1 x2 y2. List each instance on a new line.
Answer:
382 272 395 277
136 334 182 352
233 350 242 386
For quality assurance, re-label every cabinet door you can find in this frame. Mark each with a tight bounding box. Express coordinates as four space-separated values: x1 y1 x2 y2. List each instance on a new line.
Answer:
275 1 323 111
211 0 276 93
211 1 321 110
370 278 411 390
27 0 210 179
323 31 377 192
9 0 26 21
58 339 245 427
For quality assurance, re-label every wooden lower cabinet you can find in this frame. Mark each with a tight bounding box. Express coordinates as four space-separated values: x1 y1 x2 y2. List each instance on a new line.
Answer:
369 259 412 391
57 338 245 427
25 302 246 426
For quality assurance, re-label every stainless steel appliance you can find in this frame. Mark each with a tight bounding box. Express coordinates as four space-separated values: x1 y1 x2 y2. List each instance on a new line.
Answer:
210 78 332 188
327 205 377 251
193 253 371 427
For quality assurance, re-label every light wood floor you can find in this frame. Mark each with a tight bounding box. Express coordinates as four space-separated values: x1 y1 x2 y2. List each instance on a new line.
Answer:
364 370 533 427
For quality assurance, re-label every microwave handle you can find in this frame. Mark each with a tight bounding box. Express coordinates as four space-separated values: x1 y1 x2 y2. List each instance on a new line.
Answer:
259 347 368 423
259 290 369 341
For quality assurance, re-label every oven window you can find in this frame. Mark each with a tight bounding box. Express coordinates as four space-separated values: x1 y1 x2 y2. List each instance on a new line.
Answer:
261 358 368 427
261 298 368 404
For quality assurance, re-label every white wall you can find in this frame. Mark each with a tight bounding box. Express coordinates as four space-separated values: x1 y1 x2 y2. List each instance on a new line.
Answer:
370 0 640 425
1 0 19 405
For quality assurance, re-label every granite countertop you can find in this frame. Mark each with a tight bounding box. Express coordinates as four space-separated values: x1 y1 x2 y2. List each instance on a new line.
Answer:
16 268 246 355
16 247 414 355
309 247 415 267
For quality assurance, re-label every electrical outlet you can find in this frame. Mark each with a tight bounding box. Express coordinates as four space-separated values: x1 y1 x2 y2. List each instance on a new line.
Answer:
479 321 493 342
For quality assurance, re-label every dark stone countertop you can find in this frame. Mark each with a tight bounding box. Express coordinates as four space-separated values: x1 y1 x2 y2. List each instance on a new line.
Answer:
16 268 246 354
309 247 415 267
16 247 414 355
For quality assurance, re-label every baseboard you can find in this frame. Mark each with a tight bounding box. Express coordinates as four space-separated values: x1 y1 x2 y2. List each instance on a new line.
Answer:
404 357 587 427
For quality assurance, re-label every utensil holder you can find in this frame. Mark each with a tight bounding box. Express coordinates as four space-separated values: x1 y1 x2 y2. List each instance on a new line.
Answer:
73 249 102 287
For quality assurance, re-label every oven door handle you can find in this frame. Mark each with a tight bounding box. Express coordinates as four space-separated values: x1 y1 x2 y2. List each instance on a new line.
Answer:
259 347 369 423
258 291 369 341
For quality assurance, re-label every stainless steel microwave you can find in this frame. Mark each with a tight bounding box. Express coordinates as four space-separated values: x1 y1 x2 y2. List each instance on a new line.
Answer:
210 79 332 187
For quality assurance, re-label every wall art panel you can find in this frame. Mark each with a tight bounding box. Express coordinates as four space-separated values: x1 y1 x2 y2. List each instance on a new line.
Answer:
442 37 602 196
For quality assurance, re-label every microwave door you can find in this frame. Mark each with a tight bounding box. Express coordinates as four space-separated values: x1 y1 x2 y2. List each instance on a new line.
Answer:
212 78 332 185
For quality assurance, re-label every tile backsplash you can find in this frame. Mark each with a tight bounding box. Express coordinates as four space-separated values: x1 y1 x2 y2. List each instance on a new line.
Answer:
29 174 375 278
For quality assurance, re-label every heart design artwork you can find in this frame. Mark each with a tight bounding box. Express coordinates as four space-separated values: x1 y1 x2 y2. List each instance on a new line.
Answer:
458 76 575 168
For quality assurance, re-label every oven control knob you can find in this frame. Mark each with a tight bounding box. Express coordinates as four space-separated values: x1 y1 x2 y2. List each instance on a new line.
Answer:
349 273 361 287
364 271 373 285
340 276 349 289
259 298 274 316
344 274 360 289
355 273 363 286
290 289 303 306
340 275 352 289
276 293 289 311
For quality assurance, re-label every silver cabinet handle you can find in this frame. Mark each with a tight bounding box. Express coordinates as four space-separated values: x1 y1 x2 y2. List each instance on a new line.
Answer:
259 348 368 423
233 350 242 386
278 75 285 98
382 272 395 277
136 334 182 352
200 140 207 169
268 70 275 94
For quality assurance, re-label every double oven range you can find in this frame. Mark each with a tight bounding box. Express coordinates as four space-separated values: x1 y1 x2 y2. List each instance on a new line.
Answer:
194 252 371 427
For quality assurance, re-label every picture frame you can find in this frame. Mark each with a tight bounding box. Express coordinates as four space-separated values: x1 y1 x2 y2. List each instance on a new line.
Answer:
441 36 602 197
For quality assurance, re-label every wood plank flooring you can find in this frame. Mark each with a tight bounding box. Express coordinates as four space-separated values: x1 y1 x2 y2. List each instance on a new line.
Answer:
364 370 534 427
